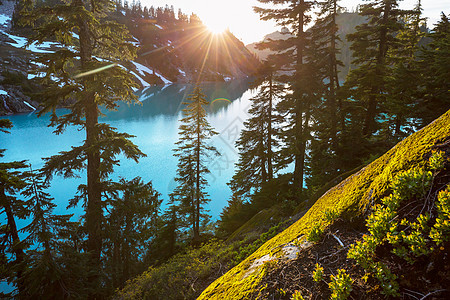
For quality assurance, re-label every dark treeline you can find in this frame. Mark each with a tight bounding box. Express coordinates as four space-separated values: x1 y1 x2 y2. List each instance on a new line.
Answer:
0 0 449 299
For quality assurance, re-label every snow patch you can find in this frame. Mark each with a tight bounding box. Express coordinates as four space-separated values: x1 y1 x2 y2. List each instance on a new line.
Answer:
23 101 36 110
155 24 163 29
0 14 11 26
224 76 232 82
131 61 172 85
3 31 57 53
0 90 8 96
132 61 153 76
154 71 172 85
178 69 186 76
130 71 150 87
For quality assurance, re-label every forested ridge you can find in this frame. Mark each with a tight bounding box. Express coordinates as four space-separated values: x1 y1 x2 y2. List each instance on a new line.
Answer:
0 0 449 299
0 0 259 115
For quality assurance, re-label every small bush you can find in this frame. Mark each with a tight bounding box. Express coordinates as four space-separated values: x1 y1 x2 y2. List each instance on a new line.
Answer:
347 151 447 296
328 269 352 300
291 290 305 300
306 223 324 243
312 263 324 282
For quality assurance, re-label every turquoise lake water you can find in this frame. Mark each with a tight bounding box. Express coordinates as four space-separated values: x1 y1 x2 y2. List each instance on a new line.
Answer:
1 80 255 222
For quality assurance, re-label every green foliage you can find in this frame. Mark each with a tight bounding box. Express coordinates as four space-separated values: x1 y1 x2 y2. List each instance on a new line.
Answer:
328 269 352 300
103 177 162 289
291 290 305 300
347 151 447 296
307 223 324 243
414 13 450 126
307 209 339 243
228 64 283 199
116 240 237 300
21 0 144 296
323 209 340 223
199 108 450 300
232 222 285 265
313 263 324 282
170 86 219 242
430 187 450 245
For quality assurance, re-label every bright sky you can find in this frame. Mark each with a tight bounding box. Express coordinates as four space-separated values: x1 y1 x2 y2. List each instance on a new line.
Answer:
142 0 450 44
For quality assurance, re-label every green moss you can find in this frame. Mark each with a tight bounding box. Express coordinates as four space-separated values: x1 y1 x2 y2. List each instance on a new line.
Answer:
226 206 282 242
198 110 450 300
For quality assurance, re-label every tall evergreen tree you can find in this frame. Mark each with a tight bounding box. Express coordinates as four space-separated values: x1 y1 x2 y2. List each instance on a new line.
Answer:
103 177 161 289
254 0 315 198
414 13 450 126
0 119 28 296
21 0 145 294
343 0 406 137
19 169 88 298
170 86 218 243
228 63 283 199
385 0 426 140
307 0 346 190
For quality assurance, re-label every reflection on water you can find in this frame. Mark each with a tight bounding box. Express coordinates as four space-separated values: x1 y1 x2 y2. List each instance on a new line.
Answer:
1 80 255 220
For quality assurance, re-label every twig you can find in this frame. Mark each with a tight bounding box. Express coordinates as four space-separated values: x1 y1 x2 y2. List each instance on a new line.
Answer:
319 246 348 262
331 233 345 247
420 289 447 300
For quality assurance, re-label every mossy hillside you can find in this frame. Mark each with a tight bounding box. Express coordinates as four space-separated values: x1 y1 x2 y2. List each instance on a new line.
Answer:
226 205 293 243
198 110 450 299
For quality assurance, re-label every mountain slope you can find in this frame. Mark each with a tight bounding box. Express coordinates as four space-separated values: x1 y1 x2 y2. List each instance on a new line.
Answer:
0 2 259 115
198 109 450 299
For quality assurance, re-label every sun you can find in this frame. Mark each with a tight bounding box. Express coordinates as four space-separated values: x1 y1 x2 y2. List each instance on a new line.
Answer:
204 19 228 35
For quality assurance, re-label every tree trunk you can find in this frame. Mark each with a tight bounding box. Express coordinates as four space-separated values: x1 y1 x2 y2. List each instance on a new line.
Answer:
0 185 25 294
329 0 339 152
363 1 391 136
123 198 131 283
194 99 201 242
267 73 274 180
77 0 102 295
293 5 305 197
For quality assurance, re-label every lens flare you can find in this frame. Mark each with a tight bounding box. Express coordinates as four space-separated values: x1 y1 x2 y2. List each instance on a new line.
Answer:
210 98 231 105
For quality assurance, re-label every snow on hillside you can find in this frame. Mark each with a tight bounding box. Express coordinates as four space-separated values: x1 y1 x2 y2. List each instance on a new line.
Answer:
0 14 10 27
0 10 173 90
23 100 36 110
130 70 150 88
131 61 172 85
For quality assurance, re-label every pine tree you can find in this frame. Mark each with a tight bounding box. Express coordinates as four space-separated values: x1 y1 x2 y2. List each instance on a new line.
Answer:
414 13 450 126
0 120 28 296
228 63 283 199
343 0 406 137
19 169 88 298
21 0 145 294
145 204 179 265
170 86 218 243
306 0 346 190
385 0 426 140
103 177 161 289
254 0 315 198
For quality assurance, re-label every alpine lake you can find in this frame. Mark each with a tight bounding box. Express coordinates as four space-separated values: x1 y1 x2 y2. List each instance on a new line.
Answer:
1 80 256 224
